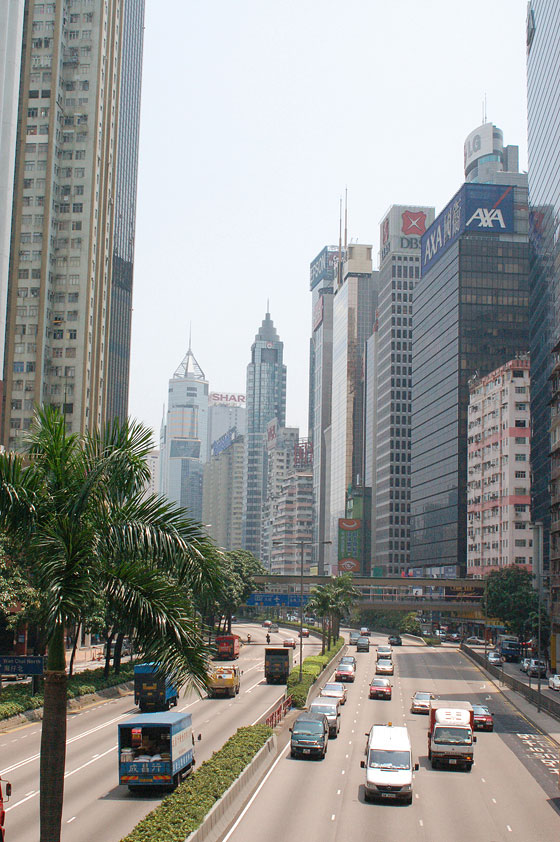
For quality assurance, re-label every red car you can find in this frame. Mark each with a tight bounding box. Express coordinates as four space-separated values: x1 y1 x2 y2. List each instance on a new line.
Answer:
299 628 310 638
335 664 355 683
283 637 296 648
472 704 494 731
369 678 392 699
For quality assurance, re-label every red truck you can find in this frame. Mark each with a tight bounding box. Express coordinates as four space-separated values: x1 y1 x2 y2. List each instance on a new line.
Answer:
0 777 12 841
428 701 476 770
214 634 240 660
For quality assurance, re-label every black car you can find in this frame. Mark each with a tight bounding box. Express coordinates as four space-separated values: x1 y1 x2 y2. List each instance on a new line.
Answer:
388 635 402 646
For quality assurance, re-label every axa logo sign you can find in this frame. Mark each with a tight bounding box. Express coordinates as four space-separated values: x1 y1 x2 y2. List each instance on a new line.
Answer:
466 207 506 229
402 210 426 236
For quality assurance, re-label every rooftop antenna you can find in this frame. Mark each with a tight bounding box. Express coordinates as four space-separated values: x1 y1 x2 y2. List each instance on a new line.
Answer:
188 322 192 352
344 186 348 250
483 93 487 124
266 298 270 315
338 196 342 287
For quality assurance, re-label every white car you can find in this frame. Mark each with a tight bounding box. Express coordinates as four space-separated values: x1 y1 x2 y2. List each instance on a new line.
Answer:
320 682 347 705
548 674 560 691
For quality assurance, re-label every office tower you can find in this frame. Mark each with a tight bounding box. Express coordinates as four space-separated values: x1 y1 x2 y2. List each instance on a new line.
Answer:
371 205 434 576
242 311 286 559
142 448 159 499
410 180 530 577
526 0 560 661
0 0 25 410
467 358 532 577
261 421 299 568
269 439 314 576
105 0 145 425
309 245 337 574
207 390 246 456
159 342 208 520
464 122 520 184
202 428 245 551
2 0 141 446
329 243 378 574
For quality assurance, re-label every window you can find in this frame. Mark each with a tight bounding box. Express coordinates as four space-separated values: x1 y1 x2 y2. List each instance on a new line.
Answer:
67 329 77 340
72 203 83 213
515 453 526 461
13 362 24 373
64 366 75 378
515 471 526 478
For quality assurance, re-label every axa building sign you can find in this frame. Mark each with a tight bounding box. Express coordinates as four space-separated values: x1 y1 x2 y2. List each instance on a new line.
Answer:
421 183 515 274
379 205 434 263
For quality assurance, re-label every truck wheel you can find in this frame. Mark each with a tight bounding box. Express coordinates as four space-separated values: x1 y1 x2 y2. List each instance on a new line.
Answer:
173 773 180 788
465 762 473 772
236 684 240 694
405 794 413 805
431 758 438 769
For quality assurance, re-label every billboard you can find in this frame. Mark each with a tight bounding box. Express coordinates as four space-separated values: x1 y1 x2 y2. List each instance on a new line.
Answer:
310 246 339 290
464 122 494 172
266 418 278 450
421 183 515 274
338 518 362 573
312 295 324 332
211 426 237 458
379 205 434 264
209 393 245 407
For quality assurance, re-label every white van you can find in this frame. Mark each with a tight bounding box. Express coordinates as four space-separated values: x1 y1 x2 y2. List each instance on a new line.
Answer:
361 724 418 804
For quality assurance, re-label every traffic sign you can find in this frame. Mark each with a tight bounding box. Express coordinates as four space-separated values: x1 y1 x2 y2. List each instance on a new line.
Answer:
0 655 44 676
245 593 310 607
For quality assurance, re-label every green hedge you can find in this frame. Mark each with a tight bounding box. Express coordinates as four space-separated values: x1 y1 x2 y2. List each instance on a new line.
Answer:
422 636 442 646
120 725 273 842
0 663 135 721
287 637 344 708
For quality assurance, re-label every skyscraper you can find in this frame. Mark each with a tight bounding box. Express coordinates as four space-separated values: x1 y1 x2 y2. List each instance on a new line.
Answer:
309 245 338 575
329 243 377 574
410 181 530 576
160 342 208 521
2 0 143 446
0 1 25 410
526 0 560 663
202 428 245 551
105 0 145 425
242 311 286 560
371 205 434 576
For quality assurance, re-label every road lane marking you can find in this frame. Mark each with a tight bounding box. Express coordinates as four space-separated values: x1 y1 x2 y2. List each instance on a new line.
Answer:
67 816 77 823
481 777 486 782
337 789 341 795
419 819 424 827
492 798 496 803
507 826 512 832
331 814 335 821
221 743 290 841
6 790 37 811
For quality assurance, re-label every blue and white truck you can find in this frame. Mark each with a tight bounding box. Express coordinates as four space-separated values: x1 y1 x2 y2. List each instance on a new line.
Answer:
133 663 178 711
118 711 195 790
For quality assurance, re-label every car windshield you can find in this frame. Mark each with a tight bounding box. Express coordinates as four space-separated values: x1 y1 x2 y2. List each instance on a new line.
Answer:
433 726 472 745
368 749 410 770
293 722 324 735
372 680 389 687
473 706 489 715
324 683 344 691
415 693 431 700
310 705 336 715
378 660 391 666
337 665 353 671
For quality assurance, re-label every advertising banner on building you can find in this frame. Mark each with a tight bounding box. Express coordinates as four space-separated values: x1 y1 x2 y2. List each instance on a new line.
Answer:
209 393 246 407
379 205 434 264
310 246 339 290
463 122 494 171
211 426 236 458
421 183 515 274
338 518 361 573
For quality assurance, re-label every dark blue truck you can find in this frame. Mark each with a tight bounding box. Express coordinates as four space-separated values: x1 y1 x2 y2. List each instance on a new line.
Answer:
134 663 178 711
118 711 194 790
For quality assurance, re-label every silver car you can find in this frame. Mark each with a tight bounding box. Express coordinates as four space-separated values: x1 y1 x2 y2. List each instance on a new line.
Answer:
309 699 341 736
320 682 347 705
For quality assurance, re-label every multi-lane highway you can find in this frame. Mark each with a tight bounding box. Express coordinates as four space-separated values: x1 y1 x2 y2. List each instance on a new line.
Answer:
224 634 560 842
2 623 317 842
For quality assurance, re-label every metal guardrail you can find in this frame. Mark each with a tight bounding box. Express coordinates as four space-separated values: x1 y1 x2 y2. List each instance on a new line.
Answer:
461 643 560 722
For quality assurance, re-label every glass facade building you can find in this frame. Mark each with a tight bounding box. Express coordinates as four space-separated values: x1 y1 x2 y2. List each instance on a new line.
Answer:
526 0 560 656
410 183 530 576
242 312 286 560
106 0 145 425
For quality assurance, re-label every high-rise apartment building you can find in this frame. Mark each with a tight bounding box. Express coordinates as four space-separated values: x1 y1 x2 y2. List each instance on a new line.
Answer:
242 311 286 560
202 428 244 551
308 245 337 574
526 0 560 663
371 205 434 575
410 180 530 576
467 359 532 578
2 0 143 446
160 343 208 520
0 1 25 409
142 448 159 499
329 243 377 573
105 0 145 424
261 421 299 568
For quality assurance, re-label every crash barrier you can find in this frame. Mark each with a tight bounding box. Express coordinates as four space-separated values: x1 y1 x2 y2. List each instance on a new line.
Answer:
184 735 277 842
263 695 293 728
461 643 560 722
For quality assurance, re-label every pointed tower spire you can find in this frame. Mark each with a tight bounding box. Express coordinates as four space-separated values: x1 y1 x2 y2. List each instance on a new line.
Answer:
173 332 206 380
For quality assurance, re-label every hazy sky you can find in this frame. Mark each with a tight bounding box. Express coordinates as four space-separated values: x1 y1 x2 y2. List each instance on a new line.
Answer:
128 0 528 442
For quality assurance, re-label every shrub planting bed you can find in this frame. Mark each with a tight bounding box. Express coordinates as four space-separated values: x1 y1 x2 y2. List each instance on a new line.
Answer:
287 637 344 708
119 724 273 842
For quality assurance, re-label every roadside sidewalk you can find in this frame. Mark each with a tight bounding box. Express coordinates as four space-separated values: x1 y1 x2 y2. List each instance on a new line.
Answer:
460 648 560 745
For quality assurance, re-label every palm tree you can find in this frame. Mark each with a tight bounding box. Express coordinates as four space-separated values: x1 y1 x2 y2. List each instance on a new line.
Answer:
0 407 222 842
307 587 332 654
